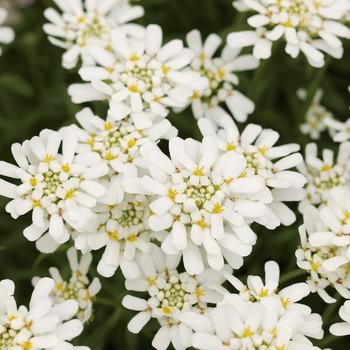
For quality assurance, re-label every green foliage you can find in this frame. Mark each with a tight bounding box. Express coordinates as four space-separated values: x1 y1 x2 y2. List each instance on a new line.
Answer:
0 0 349 349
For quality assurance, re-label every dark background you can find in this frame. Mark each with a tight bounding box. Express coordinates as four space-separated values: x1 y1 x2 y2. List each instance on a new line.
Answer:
0 0 349 348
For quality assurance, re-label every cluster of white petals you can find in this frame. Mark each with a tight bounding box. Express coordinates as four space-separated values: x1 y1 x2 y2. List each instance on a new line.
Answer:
184 30 258 123
43 0 144 69
229 0 350 67
0 7 14 56
122 244 228 350
330 300 350 336
299 89 335 140
33 248 101 323
190 261 324 350
0 278 87 349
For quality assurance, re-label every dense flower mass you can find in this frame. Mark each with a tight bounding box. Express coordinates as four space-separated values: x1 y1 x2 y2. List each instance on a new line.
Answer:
229 0 350 67
190 261 324 350
0 277 87 349
43 0 144 69
0 7 14 56
184 30 258 123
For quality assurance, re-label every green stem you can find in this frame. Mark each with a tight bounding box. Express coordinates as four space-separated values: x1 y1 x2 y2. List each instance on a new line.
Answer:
319 333 338 348
95 297 119 308
279 269 307 285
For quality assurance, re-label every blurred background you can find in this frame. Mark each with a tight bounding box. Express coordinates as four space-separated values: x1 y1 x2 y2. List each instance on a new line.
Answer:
0 0 349 348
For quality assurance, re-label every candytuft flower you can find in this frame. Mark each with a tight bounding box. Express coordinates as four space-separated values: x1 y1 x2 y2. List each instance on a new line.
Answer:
330 300 350 336
33 247 101 323
0 126 108 253
0 7 15 56
43 0 144 69
122 244 227 350
70 24 204 117
229 0 350 67
0 277 88 349
185 29 258 123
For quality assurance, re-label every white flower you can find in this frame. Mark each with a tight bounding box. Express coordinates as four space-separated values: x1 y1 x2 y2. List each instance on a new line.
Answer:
298 142 350 211
125 136 267 275
0 7 14 56
189 261 323 350
0 126 108 253
0 277 88 349
43 0 144 69
296 206 350 303
70 24 204 117
184 29 258 123
33 247 101 324
299 89 334 140
198 116 306 229
330 300 350 336
122 244 227 350
228 0 350 67
75 191 153 278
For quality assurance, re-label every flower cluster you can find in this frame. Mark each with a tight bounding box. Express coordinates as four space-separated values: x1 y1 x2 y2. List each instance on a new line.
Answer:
229 0 350 67
43 0 144 69
0 277 87 349
190 261 324 350
0 7 14 56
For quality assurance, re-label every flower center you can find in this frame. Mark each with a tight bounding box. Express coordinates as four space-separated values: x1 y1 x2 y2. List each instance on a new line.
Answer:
43 170 62 195
77 15 110 47
117 201 145 228
185 183 218 209
158 277 190 312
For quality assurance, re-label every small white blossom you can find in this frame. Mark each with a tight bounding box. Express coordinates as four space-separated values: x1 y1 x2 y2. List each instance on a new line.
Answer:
298 142 350 211
330 300 350 336
189 261 323 350
33 248 101 323
228 0 350 67
122 244 227 350
0 126 108 253
43 0 144 69
299 89 335 140
199 116 306 229
185 29 258 123
75 191 152 278
0 7 14 56
125 136 267 275
296 206 350 303
0 277 88 349
70 24 204 119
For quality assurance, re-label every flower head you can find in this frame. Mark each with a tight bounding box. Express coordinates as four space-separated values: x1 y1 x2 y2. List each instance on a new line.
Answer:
229 0 350 67
33 248 101 323
0 126 108 253
43 0 144 69
71 24 203 118
298 142 350 211
0 7 14 56
125 136 267 274
330 300 350 336
0 277 88 349
122 244 226 350
185 29 258 123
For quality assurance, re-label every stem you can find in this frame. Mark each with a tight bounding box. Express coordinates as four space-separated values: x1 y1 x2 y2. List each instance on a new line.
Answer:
319 334 338 348
279 269 307 285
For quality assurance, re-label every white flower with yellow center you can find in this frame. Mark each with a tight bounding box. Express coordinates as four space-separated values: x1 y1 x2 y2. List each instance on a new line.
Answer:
187 261 323 350
298 142 350 212
0 7 14 56
71 24 203 117
185 30 258 123
296 207 350 303
0 126 108 253
330 300 350 336
33 248 101 324
0 277 88 350
228 0 350 67
299 89 335 140
125 136 267 275
75 191 152 278
198 116 306 229
122 244 226 350
220 261 310 314
75 107 176 182
43 0 144 69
